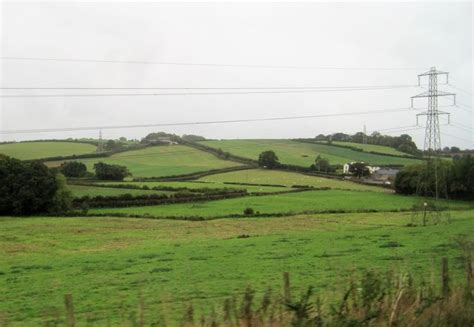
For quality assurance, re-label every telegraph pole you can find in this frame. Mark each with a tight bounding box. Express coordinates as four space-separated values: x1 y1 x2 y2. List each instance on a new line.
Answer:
363 124 367 144
97 129 104 153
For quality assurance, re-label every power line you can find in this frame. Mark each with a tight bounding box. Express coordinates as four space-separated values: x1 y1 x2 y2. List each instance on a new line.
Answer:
440 132 473 145
0 84 418 90
0 106 417 135
0 85 418 98
0 56 423 71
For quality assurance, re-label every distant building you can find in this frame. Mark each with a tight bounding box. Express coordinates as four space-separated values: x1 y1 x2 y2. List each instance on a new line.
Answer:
157 137 178 145
372 168 399 184
343 162 380 174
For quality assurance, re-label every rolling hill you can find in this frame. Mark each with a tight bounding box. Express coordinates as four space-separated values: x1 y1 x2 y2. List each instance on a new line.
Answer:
0 141 97 160
199 139 421 167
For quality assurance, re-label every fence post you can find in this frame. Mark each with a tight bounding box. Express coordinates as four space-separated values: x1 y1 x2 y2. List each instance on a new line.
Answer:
283 272 291 302
64 294 75 327
441 257 450 298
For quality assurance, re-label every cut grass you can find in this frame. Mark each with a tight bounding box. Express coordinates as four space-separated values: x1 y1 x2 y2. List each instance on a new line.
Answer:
0 142 96 160
89 190 471 218
200 139 421 166
48 145 242 178
201 169 390 192
1 210 473 325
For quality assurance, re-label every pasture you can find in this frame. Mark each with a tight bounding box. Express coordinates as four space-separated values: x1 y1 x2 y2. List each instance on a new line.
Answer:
201 169 389 192
89 189 471 218
1 210 472 325
48 145 242 178
0 142 97 160
200 139 421 166
331 141 414 156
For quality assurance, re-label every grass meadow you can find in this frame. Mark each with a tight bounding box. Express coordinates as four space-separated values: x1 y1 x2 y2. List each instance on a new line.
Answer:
1 210 472 325
0 142 97 160
331 141 414 156
201 169 389 192
48 145 242 178
88 189 472 218
200 139 421 166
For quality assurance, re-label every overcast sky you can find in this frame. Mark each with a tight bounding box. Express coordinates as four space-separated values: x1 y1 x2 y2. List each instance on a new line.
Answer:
0 1 472 148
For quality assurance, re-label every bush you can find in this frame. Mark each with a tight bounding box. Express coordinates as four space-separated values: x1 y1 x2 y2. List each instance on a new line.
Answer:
59 161 88 177
93 162 130 181
244 207 255 216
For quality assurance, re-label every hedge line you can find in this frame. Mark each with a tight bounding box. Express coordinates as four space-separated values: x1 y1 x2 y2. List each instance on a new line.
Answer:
132 165 253 182
182 141 258 166
73 206 421 221
74 190 249 208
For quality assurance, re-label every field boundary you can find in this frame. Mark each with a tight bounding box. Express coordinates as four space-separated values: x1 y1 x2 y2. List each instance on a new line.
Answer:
132 165 253 181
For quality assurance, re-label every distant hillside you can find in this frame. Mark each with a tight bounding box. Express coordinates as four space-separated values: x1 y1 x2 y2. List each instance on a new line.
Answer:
200 139 421 167
47 144 243 178
0 141 97 160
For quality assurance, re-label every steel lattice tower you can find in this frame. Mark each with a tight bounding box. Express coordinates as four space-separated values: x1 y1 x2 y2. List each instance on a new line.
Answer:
411 67 456 154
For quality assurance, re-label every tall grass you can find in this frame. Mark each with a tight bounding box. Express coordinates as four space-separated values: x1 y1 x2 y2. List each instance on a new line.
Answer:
26 253 473 327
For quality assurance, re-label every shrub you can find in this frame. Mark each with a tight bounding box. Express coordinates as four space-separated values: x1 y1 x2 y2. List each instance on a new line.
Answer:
59 161 88 177
244 207 255 216
93 162 130 181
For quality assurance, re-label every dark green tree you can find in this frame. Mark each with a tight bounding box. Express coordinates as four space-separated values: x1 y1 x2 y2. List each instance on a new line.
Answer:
0 155 70 215
348 162 371 178
258 151 279 169
59 161 88 177
93 162 130 181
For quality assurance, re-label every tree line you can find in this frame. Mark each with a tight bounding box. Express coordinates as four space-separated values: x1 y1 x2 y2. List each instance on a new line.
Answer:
394 156 474 200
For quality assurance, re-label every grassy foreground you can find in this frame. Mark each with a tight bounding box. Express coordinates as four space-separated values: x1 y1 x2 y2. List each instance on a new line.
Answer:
0 142 97 160
1 211 473 325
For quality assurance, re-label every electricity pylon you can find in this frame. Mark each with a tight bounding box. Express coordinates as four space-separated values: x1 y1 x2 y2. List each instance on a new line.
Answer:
97 129 104 153
410 67 456 225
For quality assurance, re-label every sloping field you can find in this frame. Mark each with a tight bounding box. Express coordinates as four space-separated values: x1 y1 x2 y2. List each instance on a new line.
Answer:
332 141 413 156
49 145 242 178
201 169 388 192
0 141 96 160
1 211 473 325
90 190 470 218
200 139 421 166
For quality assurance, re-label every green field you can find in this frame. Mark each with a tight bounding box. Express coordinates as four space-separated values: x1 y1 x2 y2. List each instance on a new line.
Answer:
89 190 470 218
96 180 288 194
48 145 242 178
68 184 169 198
0 142 97 160
1 211 472 325
200 139 421 167
201 169 389 192
332 141 413 156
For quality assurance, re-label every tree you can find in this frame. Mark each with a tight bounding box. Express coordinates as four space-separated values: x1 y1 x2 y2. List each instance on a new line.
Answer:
312 155 330 173
314 134 327 141
258 151 280 169
348 162 371 178
450 146 461 153
50 174 73 213
59 161 88 177
0 155 69 215
93 162 130 181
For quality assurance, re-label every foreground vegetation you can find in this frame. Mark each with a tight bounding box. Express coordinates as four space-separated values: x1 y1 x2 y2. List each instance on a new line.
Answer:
1 211 472 325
